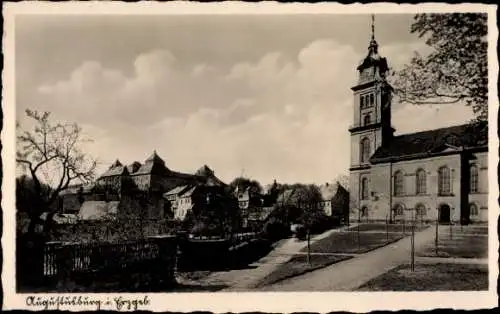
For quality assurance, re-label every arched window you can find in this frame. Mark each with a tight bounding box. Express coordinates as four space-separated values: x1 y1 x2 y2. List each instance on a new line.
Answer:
360 138 371 163
470 203 479 216
470 164 478 193
438 166 451 195
416 169 426 195
361 206 368 217
394 171 404 196
363 114 371 126
361 177 369 200
393 204 404 216
415 204 427 217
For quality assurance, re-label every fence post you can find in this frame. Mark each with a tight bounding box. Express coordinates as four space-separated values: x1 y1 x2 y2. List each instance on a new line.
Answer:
386 214 389 241
411 210 415 272
435 216 439 256
307 230 311 265
357 222 360 251
449 219 453 240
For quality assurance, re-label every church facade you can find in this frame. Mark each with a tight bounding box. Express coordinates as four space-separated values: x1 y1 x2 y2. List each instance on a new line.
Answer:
348 29 488 224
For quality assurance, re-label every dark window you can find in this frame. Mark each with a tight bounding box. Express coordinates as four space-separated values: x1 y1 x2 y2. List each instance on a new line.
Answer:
360 96 365 109
361 206 368 217
438 166 451 195
416 204 426 217
470 164 478 193
394 171 404 196
361 177 369 200
370 94 375 106
416 169 426 195
363 114 371 126
470 203 479 216
360 138 371 163
393 204 404 216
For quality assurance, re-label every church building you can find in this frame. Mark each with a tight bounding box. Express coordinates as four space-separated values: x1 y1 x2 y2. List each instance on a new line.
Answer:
348 19 488 224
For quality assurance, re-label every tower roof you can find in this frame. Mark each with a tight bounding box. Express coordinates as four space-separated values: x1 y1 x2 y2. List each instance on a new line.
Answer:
195 164 214 177
135 150 170 175
144 150 165 165
109 159 122 169
356 14 389 79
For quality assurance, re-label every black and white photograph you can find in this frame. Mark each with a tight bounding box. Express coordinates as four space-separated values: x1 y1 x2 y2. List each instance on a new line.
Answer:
2 2 498 312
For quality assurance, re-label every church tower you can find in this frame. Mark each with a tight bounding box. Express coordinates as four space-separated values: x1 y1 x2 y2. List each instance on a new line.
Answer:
349 15 394 218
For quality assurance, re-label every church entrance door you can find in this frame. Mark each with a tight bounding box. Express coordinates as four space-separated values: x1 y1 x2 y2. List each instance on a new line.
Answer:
439 204 451 224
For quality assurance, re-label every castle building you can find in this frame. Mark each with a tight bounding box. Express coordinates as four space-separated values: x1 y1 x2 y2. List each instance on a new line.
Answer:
59 151 227 217
348 19 488 224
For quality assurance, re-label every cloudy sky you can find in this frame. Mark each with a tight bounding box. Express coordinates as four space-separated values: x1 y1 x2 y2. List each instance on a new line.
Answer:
15 13 475 185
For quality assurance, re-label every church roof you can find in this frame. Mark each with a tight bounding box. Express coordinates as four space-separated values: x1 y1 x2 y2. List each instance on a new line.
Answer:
370 122 488 164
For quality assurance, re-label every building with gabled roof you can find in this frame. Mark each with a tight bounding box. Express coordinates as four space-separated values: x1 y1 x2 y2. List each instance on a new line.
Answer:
319 182 349 219
348 19 488 224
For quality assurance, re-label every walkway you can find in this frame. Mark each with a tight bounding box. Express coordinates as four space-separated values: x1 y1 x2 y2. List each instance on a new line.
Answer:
182 224 358 291
259 226 437 291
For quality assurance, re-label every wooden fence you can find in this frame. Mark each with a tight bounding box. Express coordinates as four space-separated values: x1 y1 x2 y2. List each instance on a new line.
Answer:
18 235 177 290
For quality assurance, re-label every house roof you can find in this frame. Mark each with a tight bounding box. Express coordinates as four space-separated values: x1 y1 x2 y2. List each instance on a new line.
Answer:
126 161 142 174
164 185 191 197
194 165 226 186
180 186 197 198
319 183 341 200
248 207 275 221
276 189 296 204
370 122 488 164
99 159 129 177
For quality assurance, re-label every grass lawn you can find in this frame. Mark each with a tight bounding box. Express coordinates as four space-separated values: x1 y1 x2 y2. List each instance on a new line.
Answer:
418 232 488 258
256 254 352 287
347 223 430 233
303 231 404 254
357 263 488 291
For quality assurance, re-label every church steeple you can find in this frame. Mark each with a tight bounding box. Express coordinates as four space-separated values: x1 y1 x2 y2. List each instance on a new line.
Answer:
368 14 378 54
349 14 394 167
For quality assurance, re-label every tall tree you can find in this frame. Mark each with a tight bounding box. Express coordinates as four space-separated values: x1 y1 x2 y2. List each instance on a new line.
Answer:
392 13 487 120
229 177 263 195
16 109 97 235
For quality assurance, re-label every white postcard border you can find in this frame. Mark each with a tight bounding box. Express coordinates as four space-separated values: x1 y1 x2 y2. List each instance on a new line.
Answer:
2 2 498 312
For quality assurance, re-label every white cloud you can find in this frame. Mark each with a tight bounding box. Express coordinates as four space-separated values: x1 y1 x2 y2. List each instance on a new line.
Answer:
32 39 474 184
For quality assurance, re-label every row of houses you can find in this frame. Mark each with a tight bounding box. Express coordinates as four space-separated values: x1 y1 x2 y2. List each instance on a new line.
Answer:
57 151 350 227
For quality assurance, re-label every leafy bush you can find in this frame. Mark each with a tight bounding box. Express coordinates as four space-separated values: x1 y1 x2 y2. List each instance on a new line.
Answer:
263 218 290 241
190 221 223 237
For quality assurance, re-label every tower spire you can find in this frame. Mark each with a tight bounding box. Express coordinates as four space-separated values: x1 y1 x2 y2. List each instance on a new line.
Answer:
368 14 378 54
371 14 375 41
